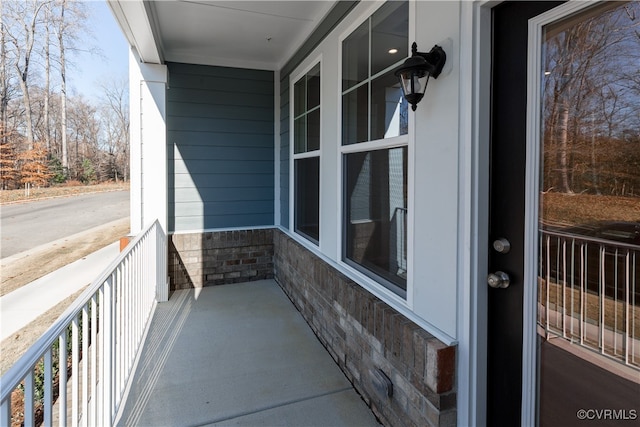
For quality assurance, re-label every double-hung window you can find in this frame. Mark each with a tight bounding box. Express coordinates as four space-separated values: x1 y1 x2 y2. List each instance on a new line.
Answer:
292 63 321 244
341 1 409 296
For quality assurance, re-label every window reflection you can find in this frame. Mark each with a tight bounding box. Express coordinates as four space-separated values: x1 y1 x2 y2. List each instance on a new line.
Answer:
345 147 408 293
371 72 408 140
342 85 369 145
307 64 320 110
371 1 408 75
342 21 369 92
293 63 321 244
341 0 408 145
295 157 320 242
537 2 640 425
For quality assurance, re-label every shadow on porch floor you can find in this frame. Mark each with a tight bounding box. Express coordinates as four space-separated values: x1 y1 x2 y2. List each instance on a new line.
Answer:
115 280 381 426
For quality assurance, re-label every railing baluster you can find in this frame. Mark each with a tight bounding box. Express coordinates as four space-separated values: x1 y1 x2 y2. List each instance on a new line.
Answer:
0 220 166 427
580 244 586 347
44 348 53 426
625 251 631 365
633 252 637 366
114 265 123 407
82 305 88 427
0 396 10 427
613 248 619 357
136 244 141 346
600 245 605 355
103 277 113 425
137 243 141 339
59 332 68 427
72 316 79 426
90 295 97 426
538 229 638 369
24 369 34 426
561 239 566 335
111 274 117 420
126 254 132 374
570 239 576 339
99 284 105 424
544 237 551 336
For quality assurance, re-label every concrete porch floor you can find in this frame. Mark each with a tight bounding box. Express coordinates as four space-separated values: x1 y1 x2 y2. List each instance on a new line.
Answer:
115 280 381 426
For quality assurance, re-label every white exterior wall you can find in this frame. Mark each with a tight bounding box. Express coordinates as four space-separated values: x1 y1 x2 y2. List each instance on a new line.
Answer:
129 47 170 301
412 1 461 340
287 3 481 423
287 1 463 342
129 48 168 235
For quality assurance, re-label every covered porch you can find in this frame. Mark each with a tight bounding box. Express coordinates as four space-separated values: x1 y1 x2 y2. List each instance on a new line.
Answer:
3 2 462 426
115 280 380 426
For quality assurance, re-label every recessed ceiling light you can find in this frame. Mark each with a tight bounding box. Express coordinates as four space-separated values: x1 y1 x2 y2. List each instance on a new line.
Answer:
388 48 398 54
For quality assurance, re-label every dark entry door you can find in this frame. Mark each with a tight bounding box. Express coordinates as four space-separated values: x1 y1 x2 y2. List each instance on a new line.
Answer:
487 2 559 426
488 2 640 426
488 3 564 425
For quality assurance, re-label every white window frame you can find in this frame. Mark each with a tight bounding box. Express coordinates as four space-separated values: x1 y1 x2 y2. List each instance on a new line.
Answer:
337 0 415 303
289 57 322 246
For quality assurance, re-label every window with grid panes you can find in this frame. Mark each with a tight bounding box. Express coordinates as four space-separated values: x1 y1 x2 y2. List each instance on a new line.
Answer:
293 63 321 243
341 1 409 296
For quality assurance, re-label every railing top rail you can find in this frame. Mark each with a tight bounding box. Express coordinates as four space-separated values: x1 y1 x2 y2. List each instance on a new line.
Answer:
540 228 640 250
0 219 164 401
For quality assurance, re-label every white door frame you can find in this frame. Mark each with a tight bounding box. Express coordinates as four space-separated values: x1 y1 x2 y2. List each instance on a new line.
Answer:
523 2 603 425
461 1 600 426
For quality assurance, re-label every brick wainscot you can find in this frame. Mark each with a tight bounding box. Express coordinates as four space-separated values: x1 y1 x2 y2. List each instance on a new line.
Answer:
168 228 457 427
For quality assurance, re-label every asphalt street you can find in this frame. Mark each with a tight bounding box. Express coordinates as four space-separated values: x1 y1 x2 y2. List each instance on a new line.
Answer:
0 190 130 258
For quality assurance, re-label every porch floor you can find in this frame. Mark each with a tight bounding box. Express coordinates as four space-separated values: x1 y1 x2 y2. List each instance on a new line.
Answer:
115 280 381 426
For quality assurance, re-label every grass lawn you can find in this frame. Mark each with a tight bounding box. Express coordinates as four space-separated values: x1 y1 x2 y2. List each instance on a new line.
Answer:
541 192 640 226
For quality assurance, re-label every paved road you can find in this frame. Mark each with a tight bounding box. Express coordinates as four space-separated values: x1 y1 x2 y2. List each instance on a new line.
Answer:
1 191 130 258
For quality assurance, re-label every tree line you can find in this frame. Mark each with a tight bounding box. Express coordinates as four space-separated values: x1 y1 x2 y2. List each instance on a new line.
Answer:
542 2 640 197
1 0 129 190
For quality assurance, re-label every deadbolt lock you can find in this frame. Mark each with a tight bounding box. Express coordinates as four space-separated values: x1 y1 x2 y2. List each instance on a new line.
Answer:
492 238 511 254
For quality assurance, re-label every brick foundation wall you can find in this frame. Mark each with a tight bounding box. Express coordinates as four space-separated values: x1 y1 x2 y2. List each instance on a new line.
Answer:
167 228 457 426
273 230 457 427
168 229 274 289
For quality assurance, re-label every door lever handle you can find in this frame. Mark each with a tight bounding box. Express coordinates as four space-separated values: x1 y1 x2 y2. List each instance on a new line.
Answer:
488 271 510 289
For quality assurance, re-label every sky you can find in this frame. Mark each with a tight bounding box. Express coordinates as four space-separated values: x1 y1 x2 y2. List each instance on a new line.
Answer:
67 1 129 103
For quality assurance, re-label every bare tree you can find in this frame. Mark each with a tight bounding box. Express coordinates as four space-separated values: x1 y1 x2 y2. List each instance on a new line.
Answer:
43 1 53 152
57 0 68 171
542 2 640 196
99 77 129 181
0 0 123 188
51 0 89 174
66 95 99 179
3 0 51 150
1 3 8 145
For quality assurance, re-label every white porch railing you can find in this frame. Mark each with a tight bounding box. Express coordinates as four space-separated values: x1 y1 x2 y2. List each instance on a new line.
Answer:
538 229 639 369
0 220 167 426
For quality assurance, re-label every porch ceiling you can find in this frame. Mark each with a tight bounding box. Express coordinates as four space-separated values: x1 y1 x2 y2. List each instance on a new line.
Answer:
109 0 336 70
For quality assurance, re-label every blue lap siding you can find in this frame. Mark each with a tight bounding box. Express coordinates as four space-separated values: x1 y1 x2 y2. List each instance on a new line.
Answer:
279 79 290 228
167 62 274 232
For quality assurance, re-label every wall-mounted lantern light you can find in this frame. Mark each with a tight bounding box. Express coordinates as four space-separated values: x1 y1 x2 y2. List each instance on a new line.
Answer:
394 42 446 111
